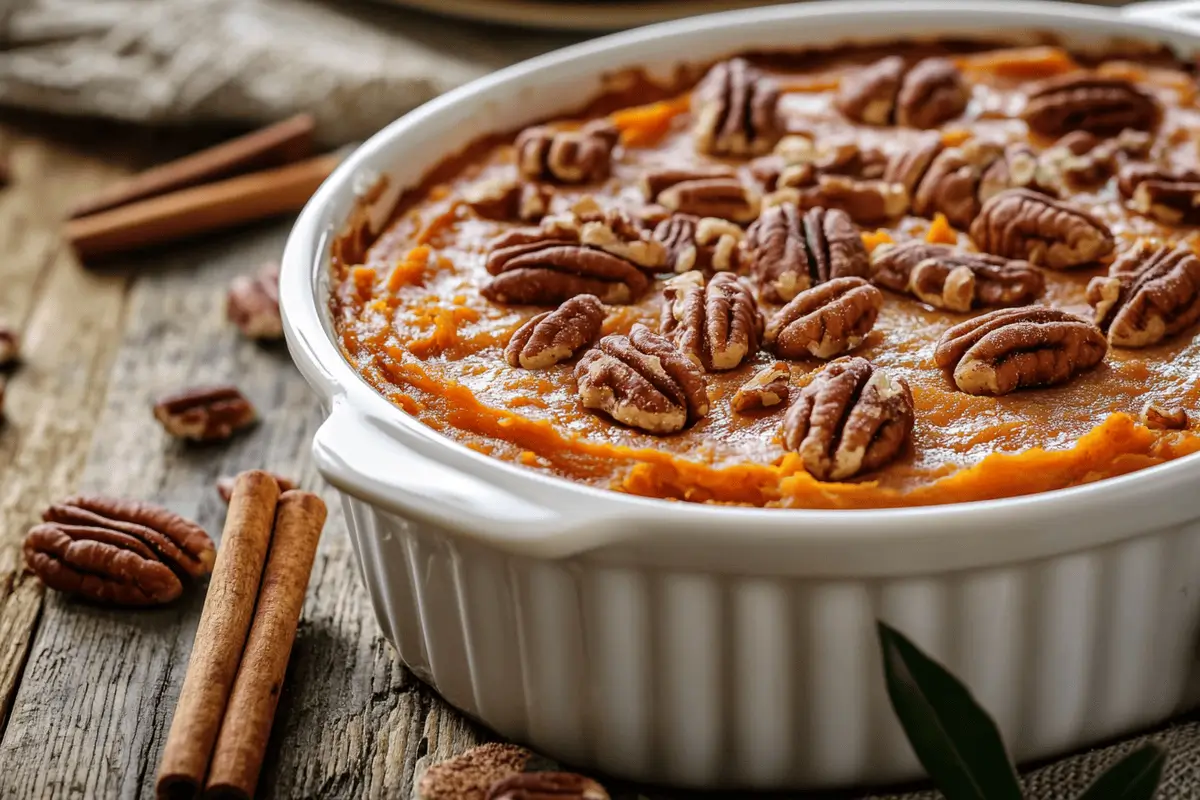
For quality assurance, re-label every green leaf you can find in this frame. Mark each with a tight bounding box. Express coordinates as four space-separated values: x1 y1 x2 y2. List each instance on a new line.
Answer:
1076 744 1166 800
877 621 1022 800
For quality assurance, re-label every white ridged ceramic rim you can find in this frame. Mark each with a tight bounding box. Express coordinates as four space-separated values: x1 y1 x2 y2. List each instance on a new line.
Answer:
281 0 1200 568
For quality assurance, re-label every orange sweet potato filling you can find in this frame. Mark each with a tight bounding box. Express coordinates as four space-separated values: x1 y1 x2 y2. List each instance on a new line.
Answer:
331 41 1200 509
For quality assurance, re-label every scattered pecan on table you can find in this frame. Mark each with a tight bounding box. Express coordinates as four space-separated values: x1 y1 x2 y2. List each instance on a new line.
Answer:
652 213 744 273
934 305 1108 396
869 241 1044 312
154 384 258 441
691 58 783 156
1086 240 1200 348
418 743 564 800
514 120 619 184
506 293 606 369
486 772 609 800
743 204 869 303
835 56 969 129
227 261 282 341
575 323 709 434
969 188 1114 269
463 176 553 223
764 276 882 359
731 361 791 414
1117 163 1200 225
641 166 761 223
781 356 914 481
483 199 666 305
1141 402 1189 431
660 271 763 371
25 495 215 606
1020 73 1161 138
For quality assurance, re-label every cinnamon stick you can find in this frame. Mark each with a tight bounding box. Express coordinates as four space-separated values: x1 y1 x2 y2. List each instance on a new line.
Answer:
157 471 280 800
66 152 341 259
205 491 327 800
69 114 315 219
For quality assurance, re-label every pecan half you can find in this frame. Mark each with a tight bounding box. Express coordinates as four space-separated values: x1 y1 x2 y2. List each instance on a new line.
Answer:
1086 240 1200 348
934 306 1107 395
506 294 605 369
660 271 763 371
837 56 968 128
217 473 296 503
692 58 783 156
781 357 914 481
483 201 664 305
1141 402 1188 431
969 188 1114 269
153 384 257 441
744 204 869 303
783 175 909 224
486 773 610 800
226 261 282 340
765 276 882 359
1037 128 1152 192
0 324 17 367
769 134 889 189
652 214 744 273
1021 74 1160 138
731 361 791 413
911 139 1004 228
869 241 1044 311
883 135 944 198
514 120 619 184
644 169 761 224
464 176 553 222
1117 164 1200 225
575 323 708 434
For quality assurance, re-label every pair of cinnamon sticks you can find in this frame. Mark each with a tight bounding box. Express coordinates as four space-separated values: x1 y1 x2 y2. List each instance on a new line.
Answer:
157 471 327 800
66 114 340 259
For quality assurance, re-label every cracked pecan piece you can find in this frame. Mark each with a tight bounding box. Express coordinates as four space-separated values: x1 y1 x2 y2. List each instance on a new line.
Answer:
643 168 761 224
1021 73 1160 138
869 241 1044 312
765 276 882 359
154 384 257 441
660 271 763 371
1141 402 1188 431
691 58 783 156
779 174 909 225
652 214 744 273
1117 163 1200 225
1086 240 1200 348
514 120 619 184
782 357 914 481
463 176 553 223
1037 129 1152 192
744 204 869 303
731 361 791 413
227 261 282 340
575 323 708 434
486 772 610 800
506 294 606 369
934 306 1107 395
911 139 1004 228
969 188 1114 269
837 56 967 128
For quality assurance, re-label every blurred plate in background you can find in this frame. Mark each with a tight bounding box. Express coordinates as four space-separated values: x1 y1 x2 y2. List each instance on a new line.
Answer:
379 0 798 31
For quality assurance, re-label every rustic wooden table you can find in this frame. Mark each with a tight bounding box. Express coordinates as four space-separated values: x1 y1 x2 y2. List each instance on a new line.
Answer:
0 115 489 798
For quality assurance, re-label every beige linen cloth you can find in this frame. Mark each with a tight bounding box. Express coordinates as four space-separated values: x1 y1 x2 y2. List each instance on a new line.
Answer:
4 0 1199 797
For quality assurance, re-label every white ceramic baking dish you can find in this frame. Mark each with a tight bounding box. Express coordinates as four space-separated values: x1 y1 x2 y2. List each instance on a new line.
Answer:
282 1 1200 789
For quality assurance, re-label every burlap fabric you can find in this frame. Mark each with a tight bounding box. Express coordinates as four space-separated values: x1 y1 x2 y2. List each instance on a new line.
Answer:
4 1 1198 796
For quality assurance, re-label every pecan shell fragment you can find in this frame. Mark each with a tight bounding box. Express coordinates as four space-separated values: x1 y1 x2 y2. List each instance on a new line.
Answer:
692 58 783 156
934 306 1107 395
1086 240 1200 348
782 357 914 481
765 277 882 359
660 272 764 371
515 120 619 184
1021 73 1160 138
575 323 709 434
731 361 791 413
969 188 1114 269
744 204 869 303
486 772 610 800
506 294 605 369
153 384 257 441
869 241 1044 311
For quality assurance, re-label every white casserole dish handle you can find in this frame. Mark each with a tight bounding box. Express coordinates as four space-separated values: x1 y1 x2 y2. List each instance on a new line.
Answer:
1122 0 1200 32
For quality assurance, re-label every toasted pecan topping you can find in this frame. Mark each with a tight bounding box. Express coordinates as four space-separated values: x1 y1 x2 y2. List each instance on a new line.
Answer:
764 276 882 359
574 323 709 434
774 174 909 225
934 305 1107 395
869 241 1044 312
691 58 783 156
1036 128 1152 192
652 214 744 273
744 204 869 303
506 294 606 369
515 120 619 184
464 176 553 223
731 361 791 413
782 357 914 481
1086 240 1200 348
837 56 968 129
911 139 1004 228
645 169 761 224
835 56 906 125
1141 402 1188 431
660 271 763 371
969 188 1114 269
1021 73 1160 138
1117 163 1200 225
153 384 257 441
